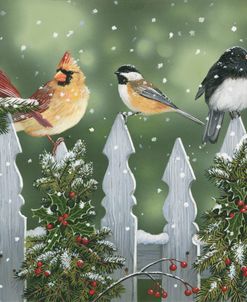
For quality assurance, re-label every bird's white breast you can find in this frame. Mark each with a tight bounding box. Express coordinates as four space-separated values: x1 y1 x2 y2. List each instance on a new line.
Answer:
118 84 137 112
210 78 247 112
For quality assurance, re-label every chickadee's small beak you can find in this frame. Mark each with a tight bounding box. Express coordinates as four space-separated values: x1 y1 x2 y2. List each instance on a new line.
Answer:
114 71 120 75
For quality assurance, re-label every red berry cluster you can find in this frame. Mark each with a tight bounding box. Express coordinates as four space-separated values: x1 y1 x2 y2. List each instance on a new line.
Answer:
147 287 199 298
146 260 199 299
169 260 188 272
88 281 97 296
76 235 90 246
229 200 247 218
237 200 247 213
34 261 51 277
58 213 69 226
147 288 168 299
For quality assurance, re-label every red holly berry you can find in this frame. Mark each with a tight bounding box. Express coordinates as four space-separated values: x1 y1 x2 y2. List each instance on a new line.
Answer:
241 266 247 272
229 212 235 219
46 223 54 230
69 191 76 199
58 216 64 222
90 281 97 288
225 258 231 266
162 291 168 298
44 270 51 277
81 237 89 245
154 291 161 298
37 261 43 267
184 289 192 296
237 200 245 207
62 220 68 226
34 268 42 276
89 289 95 296
63 213 69 219
147 289 154 296
169 264 177 271
240 208 246 213
180 261 188 268
76 235 82 243
243 270 247 277
244 205 247 210
192 287 200 294
221 286 228 293
76 260 84 268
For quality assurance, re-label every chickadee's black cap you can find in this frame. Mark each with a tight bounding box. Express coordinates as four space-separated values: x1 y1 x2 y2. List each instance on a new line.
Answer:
115 64 140 74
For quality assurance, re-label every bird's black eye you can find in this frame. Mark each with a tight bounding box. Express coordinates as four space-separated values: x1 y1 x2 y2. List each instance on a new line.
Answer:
56 68 74 86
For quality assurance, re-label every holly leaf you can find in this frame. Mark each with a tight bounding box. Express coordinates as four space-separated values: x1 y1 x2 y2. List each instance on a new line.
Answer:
32 206 56 224
69 201 93 222
49 193 67 214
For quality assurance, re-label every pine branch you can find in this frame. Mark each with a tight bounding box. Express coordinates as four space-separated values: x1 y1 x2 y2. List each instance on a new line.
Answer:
0 97 38 134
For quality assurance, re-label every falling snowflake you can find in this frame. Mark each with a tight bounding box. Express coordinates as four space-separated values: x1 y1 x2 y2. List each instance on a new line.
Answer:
169 32 174 39
66 30 74 37
162 78 167 83
231 26 237 32
111 25 117 31
92 8 98 14
53 32 58 38
157 63 163 69
20 45 27 52
198 17 205 23
151 18 156 23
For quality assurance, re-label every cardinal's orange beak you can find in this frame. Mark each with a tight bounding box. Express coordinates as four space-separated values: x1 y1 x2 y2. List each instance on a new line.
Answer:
54 71 66 82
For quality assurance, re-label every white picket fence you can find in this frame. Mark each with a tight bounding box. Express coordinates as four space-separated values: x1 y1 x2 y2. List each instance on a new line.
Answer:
0 113 246 302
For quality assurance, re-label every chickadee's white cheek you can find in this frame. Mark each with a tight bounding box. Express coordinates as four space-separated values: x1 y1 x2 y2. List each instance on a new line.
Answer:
121 72 143 81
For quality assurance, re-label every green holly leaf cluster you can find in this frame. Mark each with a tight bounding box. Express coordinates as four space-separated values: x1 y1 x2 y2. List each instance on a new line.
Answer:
17 140 125 302
195 136 247 302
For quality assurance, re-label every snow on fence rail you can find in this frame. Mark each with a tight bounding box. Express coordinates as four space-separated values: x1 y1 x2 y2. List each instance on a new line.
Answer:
0 113 246 301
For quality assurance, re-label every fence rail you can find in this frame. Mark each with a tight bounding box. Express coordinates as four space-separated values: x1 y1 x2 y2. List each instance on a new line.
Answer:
0 113 246 301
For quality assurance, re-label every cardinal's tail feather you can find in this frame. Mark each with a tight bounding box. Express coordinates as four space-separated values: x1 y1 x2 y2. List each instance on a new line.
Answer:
175 108 205 126
0 70 20 97
203 109 225 144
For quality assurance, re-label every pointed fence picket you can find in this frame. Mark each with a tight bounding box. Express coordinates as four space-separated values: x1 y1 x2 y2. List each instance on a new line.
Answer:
0 112 246 301
0 115 25 302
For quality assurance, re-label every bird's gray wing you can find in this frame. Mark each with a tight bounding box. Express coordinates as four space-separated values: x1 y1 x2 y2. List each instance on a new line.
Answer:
132 81 178 109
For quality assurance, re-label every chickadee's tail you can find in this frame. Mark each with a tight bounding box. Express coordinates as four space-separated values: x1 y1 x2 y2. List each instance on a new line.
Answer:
203 109 225 144
175 109 205 126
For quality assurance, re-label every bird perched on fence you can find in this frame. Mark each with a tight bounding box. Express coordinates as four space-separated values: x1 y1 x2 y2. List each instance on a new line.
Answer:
195 46 247 143
114 64 204 125
0 51 89 150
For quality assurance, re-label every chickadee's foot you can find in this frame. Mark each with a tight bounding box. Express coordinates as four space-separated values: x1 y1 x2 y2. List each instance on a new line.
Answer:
229 111 240 119
52 137 65 155
120 112 128 124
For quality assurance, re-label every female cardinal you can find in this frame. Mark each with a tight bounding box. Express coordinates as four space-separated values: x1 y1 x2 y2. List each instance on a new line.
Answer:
0 51 89 148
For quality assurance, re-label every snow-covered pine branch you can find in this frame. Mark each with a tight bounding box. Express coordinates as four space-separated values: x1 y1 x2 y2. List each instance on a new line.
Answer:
0 97 38 114
0 97 38 134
